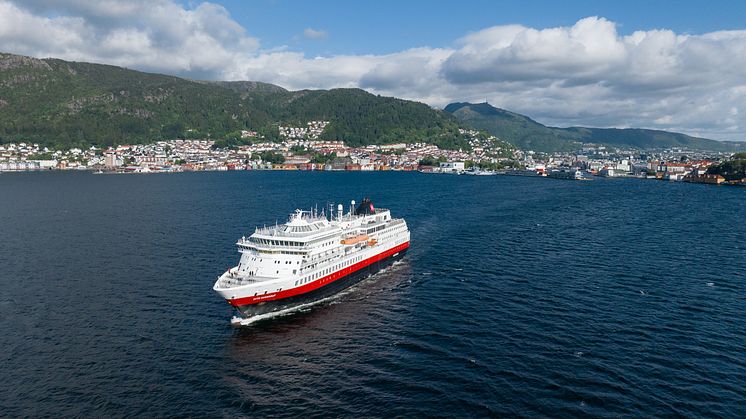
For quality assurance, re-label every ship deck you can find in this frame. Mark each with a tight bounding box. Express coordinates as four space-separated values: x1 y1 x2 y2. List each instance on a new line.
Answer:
215 271 276 289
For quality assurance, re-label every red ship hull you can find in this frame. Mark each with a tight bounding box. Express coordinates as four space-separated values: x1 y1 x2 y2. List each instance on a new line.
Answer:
230 242 409 320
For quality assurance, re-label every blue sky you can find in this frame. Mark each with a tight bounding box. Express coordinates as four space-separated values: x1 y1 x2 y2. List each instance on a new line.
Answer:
218 0 746 55
1 0 746 140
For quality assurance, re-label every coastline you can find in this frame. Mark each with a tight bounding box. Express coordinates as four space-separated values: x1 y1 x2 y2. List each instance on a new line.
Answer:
4 166 744 187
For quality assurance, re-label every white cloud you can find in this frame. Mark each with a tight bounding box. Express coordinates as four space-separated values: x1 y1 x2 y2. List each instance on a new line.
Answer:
0 0 259 78
443 17 628 84
303 28 328 40
433 18 746 139
0 1 745 140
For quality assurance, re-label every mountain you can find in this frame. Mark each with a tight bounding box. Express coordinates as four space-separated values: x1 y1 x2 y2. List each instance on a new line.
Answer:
0 52 469 150
445 102 581 152
255 88 468 148
446 102 744 152
205 80 289 96
5 51 736 153
0 53 272 148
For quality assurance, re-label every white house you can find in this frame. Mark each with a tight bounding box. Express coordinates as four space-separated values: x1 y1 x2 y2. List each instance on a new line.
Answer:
439 161 465 173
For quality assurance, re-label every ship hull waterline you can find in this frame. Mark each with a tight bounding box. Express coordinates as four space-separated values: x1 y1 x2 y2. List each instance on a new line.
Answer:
228 247 408 325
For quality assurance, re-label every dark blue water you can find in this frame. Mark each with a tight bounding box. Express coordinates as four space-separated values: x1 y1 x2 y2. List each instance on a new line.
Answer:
1 171 745 417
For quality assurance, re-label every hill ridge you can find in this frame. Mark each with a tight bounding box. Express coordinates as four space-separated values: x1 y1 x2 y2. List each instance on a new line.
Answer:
446 101 743 152
0 52 470 150
1 52 742 152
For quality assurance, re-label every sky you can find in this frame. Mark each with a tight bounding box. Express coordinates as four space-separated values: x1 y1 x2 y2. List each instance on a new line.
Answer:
1 0 746 140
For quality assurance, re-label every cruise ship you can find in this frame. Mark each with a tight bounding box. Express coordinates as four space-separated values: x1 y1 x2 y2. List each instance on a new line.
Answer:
213 198 410 325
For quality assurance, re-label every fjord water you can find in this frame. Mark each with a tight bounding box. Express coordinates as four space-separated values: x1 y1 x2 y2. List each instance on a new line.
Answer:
1 171 745 417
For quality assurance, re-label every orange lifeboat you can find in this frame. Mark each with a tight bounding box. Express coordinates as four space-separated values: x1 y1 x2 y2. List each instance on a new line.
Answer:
367 239 377 246
340 234 368 245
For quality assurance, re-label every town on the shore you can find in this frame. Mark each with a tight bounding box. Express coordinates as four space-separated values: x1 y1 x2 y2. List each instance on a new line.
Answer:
1 120 744 185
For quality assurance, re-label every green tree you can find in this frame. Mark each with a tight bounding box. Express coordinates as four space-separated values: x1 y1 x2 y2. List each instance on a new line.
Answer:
258 151 285 164
161 122 185 139
418 156 437 166
706 156 746 180
310 152 336 164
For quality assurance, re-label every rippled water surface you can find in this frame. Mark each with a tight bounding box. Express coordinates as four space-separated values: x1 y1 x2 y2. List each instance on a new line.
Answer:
1 171 745 417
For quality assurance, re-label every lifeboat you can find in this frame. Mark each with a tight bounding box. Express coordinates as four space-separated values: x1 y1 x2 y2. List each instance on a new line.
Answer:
340 234 368 245
367 239 377 246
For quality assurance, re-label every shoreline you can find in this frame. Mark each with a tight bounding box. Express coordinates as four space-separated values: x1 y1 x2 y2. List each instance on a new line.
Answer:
3 166 744 187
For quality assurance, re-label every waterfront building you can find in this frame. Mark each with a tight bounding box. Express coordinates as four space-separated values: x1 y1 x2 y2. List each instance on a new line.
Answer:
439 162 465 173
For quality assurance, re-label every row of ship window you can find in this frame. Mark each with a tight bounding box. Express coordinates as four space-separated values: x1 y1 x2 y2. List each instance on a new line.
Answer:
250 238 304 247
366 224 387 234
378 226 406 244
294 254 364 287
249 236 336 248
244 247 306 255
248 257 299 263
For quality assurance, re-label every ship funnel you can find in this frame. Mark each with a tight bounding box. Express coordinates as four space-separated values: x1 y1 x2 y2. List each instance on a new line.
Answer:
351 200 356 215
337 204 343 220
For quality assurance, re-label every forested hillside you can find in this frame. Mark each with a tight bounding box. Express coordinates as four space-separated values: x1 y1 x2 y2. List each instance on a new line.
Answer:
446 102 743 152
0 52 471 150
